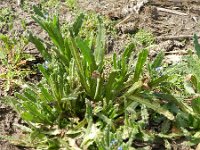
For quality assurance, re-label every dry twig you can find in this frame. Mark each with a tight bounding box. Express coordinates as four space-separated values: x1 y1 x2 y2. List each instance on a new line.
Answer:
157 35 200 41
156 7 188 16
116 0 149 27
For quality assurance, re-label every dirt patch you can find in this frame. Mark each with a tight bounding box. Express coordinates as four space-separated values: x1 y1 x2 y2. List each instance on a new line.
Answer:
0 102 22 150
78 0 200 61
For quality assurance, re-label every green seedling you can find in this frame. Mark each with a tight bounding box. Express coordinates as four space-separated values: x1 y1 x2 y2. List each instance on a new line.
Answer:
134 29 155 47
65 0 77 10
0 7 14 31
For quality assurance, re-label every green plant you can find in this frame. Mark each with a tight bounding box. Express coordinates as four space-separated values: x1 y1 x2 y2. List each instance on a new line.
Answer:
0 34 33 92
44 0 60 8
134 29 155 47
9 7 197 149
0 7 14 31
149 34 200 147
65 0 77 10
176 34 200 131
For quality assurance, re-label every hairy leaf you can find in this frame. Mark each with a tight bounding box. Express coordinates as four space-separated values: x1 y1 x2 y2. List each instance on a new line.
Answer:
133 49 148 83
194 34 200 58
94 17 106 71
128 95 175 120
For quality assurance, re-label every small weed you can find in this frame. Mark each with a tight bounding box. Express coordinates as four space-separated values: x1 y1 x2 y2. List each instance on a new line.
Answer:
0 35 33 93
44 0 60 8
65 0 77 10
134 29 155 47
0 7 14 32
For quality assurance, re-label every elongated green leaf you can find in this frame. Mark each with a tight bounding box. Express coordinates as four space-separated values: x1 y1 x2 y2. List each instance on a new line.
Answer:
64 38 72 62
15 93 30 102
72 13 84 36
22 101 48 123
40 103 56 120
32 16 47 33
194 34 200 58
149 74 169 87
81 124 99 149
29 34 51 61
133 49 148 83
70 36 90 93
105 70 119 101
85 99 93 122
38 64 51 83
76 37 96 71
121 43 135 75
128 95 175 120
51 16 65 52
58 74 64 98
124 81 143 97
94 77 102 100
94 17 106 71
23 89 38 103
113 53 117 69
97 113 112 125
45 22 65 54
157 133 183 139
151 52 164 69
32 14 68 62
192 98 200 114
191 75 198 91
122 43 135 60
33 5 45 18
50 73 62 103
154 93 193 115
53 48 70 66
21 112 34 122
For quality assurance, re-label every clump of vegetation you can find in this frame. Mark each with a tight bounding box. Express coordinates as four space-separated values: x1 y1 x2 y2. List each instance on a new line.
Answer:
0 7 14 32
65 0 78 10
134 29 155 47
3 5 200 150
0 34 33 93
